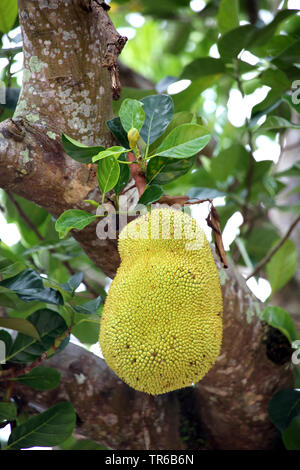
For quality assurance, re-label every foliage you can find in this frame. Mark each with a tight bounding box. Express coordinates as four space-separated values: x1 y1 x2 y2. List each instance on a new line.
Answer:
0 0 300 450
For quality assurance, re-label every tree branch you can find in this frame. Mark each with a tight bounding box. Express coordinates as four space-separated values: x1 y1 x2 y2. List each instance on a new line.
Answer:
246 214 300 280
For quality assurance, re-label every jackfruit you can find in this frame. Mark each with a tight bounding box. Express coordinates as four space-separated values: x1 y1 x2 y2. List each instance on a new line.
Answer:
99 208 223 395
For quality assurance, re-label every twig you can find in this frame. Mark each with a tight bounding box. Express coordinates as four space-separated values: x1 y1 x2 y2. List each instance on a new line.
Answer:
246 214 300 280
0 325 73 381
0 352 48 380
7 192 43 241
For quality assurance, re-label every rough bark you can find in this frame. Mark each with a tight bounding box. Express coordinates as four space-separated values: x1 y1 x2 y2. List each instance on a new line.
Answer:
0 0 294 450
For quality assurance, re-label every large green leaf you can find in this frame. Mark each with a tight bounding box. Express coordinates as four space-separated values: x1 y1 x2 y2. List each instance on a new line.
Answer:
0 318 40 340
106 117 129 148
16 366 61 391
119 98 145 133
97 156 120 202
92 146 129 163
0 402 17 422
0 259 27 280
61 134 105 164
208 144 249 183
266 239 297 293
0 0 18 34
5 402 76 449
146 155 195 185
7 308 68 363
140 94 174 145
217 0 239 34
269 389 300 432
150 124 210 159
55 210 97 239
148 111 200 155
262 306 298 345
249 10 298 49
180 58 226 80
138 184 164 206
0 269 63 305
71 312 101 344
218 24 257 59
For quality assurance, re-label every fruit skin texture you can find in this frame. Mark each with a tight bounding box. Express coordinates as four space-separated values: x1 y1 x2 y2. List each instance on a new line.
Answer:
99 208 223 395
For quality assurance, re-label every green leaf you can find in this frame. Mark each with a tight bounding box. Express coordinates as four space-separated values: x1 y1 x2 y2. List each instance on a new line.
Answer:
0 318 40 340
8 308 68 363
119 98 145 133
5 402 76 449
140 94 174 145
92 146 129 163
218 24 257 59
0 259 27 280
250 9 298 49
251 89 282 123
0 0 18 34
106 117 129 148
260 68 290 92
282 416 300 450
71 313 101 344
138 184 164 206
61 134 105 164
114 153 130 195
262 306 298 344
61 272 83 294
266 239 297 293
0 269 63 305
258 116 300 132
148 111 200 154
151 124 210 159
55 210 97 239
218 0 239 34
16 366 61 391
180 58 226 80
73 296 102 315
146 156 195 185
97 156 120 202
208 144 249 183
269 389 300 432
0 402 17 422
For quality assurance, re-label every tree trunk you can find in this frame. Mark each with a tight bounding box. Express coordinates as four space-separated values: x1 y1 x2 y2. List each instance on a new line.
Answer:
0 0 294 450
